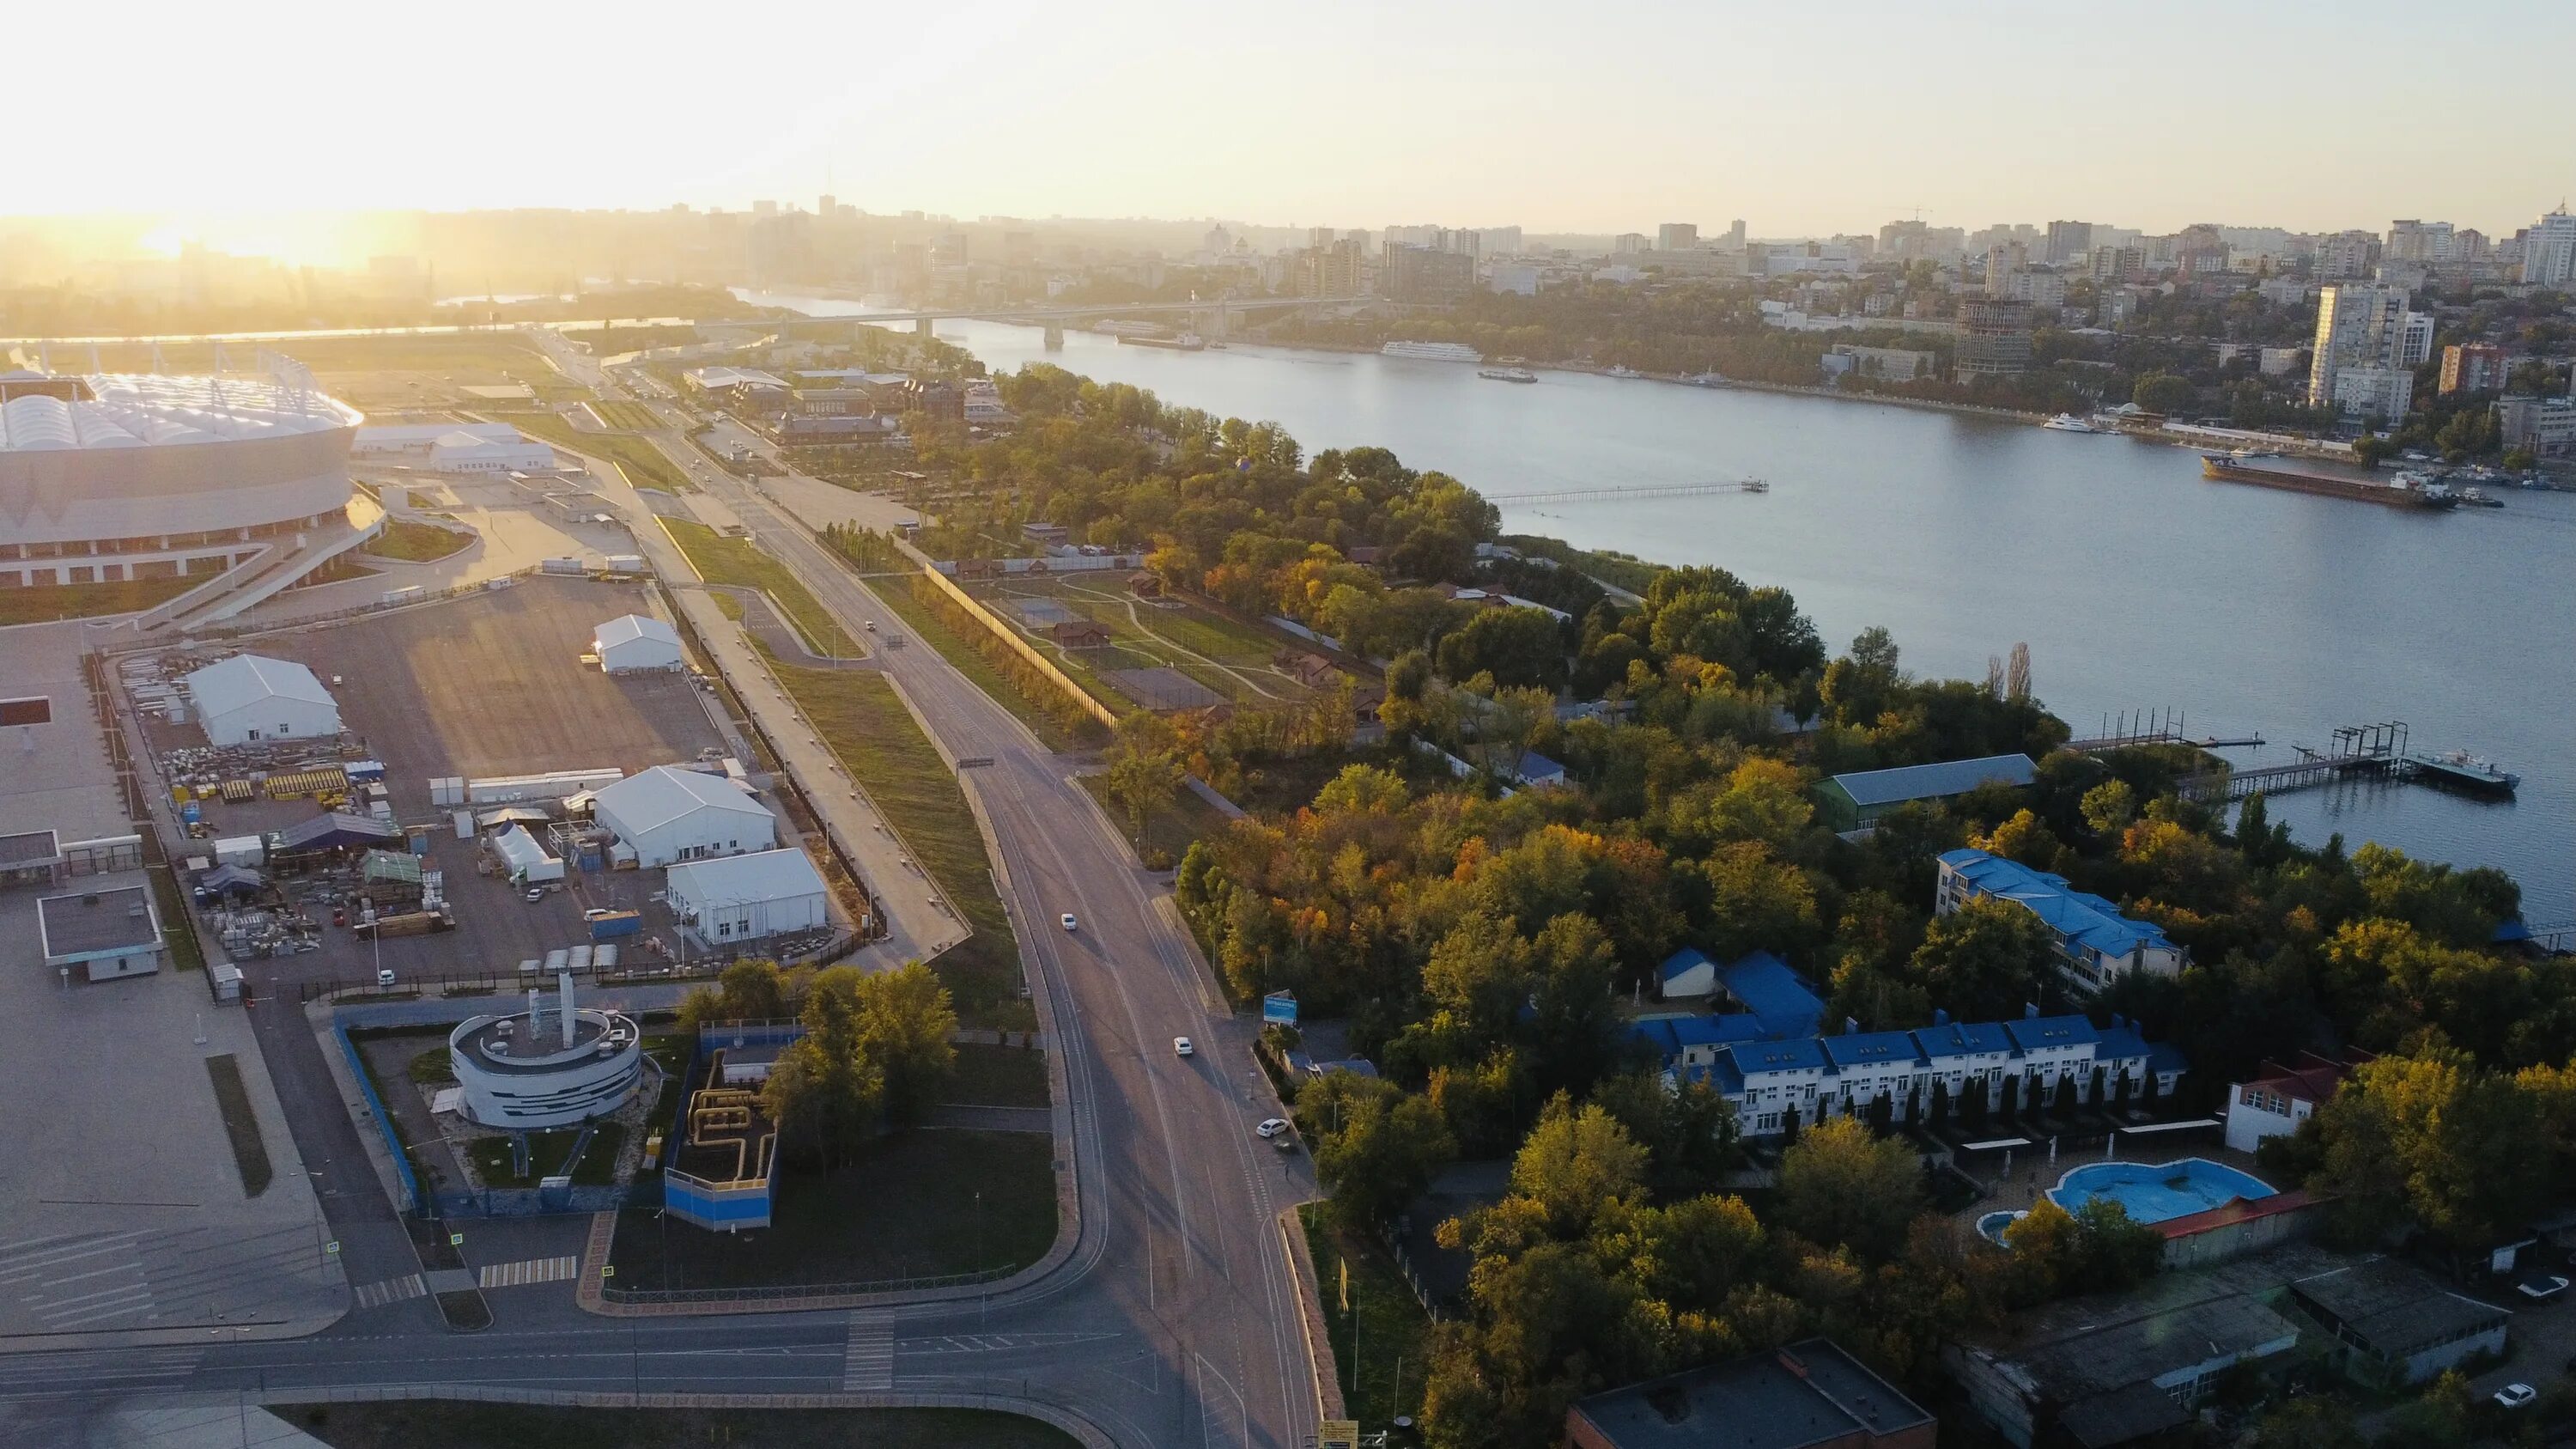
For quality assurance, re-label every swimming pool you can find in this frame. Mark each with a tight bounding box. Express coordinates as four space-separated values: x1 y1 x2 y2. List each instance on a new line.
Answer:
2047 1158 2275 1226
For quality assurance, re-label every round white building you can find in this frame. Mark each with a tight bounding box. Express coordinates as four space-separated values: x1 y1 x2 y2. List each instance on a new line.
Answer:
449 977 642 1130
0 364 359 588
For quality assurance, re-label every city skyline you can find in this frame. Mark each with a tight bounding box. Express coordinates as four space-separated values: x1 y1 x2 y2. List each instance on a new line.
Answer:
8 0 2572 246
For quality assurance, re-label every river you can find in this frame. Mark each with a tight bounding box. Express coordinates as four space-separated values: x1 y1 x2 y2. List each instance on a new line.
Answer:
742 291 2576 926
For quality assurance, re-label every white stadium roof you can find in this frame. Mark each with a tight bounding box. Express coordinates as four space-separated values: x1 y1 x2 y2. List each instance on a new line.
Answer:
666 848 829 906
0 372 361 454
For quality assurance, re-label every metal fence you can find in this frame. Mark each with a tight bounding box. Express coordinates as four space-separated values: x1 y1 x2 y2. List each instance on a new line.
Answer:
598 1263 1016 1307
431 1183 653 1219
335 1023 422 1215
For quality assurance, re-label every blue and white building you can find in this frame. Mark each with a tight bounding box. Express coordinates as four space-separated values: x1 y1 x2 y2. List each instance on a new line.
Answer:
1936 848 2189 994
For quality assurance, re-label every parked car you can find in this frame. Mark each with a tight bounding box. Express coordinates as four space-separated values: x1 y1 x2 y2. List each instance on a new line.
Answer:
2494 1383 2537 1409
2517 1273 2569 1302
375 968 396 988
1256 1118 1291 1138
524 886 546 903
1060 913 1078 932
1172 1037 1194 1057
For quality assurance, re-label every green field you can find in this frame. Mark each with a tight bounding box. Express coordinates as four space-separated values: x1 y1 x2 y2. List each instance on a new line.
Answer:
946 1043 1052 1109
463 1123 627 1187
0 574 201 624
588 399 662 431
301 1403 1076 1449
607 1129 1054 1290
363 517 475 563
495 410 695 493
973 575 1315 715
761 659 1028 1029
661 519 858 658
1301 1202 1432 1432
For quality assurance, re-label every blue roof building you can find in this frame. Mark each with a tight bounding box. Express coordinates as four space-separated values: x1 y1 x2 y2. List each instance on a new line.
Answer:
1718 950 1825 1038
1937 848 2190 993
1658 947 1720 1000
1817 752 2036 832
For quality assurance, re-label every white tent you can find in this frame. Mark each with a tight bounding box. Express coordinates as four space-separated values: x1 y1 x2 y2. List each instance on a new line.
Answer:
592 614 683 673
591 765 775 868
181 654 340 746
666 848 829 943
492 825 563 883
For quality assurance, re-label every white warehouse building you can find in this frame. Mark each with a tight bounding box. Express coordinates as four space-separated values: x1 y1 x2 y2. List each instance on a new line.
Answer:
590 764 775 868
182 654 342 746
666 847 830 945
351 422 556 473
592 613 683 673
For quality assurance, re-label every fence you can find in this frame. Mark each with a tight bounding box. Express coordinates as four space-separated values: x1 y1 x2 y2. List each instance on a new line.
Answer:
896 537 1119 729
335 1023 422 1215
598 1263 1018 1307
432 1182 652 1219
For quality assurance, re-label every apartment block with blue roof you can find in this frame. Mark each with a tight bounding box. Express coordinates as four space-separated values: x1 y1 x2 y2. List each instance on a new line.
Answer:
1935 848 2189 993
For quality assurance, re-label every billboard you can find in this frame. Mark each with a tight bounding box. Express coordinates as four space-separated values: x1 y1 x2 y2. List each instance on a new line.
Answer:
1262 990 1298 1026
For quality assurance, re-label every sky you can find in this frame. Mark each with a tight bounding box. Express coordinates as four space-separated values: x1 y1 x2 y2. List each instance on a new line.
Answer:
14 0 2573 246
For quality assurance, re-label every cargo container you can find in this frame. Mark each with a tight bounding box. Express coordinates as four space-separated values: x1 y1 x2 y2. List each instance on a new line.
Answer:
544 948 570 976
212 835 264 867
381 586 424 606
594 944 620 972
465 768 625 805
604 554 647 575
453 809 475 839
587 910 643 941
429 777 467 807
518 958 543 978
568 944 594 973
345 760 386 782
539 556 586 575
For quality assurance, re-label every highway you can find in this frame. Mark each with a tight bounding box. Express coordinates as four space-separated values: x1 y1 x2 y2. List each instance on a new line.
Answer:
0 338 1321 1449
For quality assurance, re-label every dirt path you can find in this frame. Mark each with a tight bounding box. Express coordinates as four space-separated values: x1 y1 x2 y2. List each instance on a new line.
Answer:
1051 579 1297 702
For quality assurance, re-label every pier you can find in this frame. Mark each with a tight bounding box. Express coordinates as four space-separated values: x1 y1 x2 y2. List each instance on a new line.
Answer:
1484 477 1769 506
2179 722 2519 804
2067 709 2265 754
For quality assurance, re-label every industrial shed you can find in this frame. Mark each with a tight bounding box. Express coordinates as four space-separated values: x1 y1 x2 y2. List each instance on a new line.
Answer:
666 848 829 944
1816 752 2036 833
592 613 683 673
182 654 342 746
591 765 775 868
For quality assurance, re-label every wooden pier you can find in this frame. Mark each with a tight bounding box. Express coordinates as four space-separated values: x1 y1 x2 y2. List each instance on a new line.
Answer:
2067 709 2264 755
1483 478 1769 506
2179 722 2518 804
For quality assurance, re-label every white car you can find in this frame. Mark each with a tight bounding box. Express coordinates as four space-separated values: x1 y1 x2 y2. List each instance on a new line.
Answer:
1060 913 1078 932
375 968 396 988
1172 1037 1194 1057
1256 1118 1291 1138
2494 1382 2537 1409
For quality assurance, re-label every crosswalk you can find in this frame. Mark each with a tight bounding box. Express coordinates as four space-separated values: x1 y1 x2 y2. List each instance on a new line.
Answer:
842 1315 894 1391
350 1274 427 1309
477 1255 581 1290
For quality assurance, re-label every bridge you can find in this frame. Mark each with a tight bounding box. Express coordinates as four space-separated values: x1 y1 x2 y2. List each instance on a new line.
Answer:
729 295 1365 344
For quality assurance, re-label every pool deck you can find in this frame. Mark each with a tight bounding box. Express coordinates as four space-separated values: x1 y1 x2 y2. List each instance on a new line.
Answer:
1954 1137 2277 1227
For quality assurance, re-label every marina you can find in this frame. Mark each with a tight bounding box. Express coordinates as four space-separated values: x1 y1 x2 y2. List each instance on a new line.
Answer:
2183 722 2521 804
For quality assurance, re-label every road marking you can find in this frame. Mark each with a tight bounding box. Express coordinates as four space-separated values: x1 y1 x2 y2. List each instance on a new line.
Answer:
351 1273 428 1308
477 1255 580 1289
841 1315 893 1391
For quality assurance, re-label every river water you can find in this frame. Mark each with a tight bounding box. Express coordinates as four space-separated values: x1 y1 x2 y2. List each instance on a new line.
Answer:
744 292 2576 925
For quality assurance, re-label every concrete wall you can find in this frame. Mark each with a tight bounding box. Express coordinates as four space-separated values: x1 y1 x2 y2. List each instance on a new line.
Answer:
900 538 1117 728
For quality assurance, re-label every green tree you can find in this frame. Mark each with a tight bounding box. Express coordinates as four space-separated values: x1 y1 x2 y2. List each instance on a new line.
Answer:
1911 896 2060 1021
855 961 958 1126
1774 1116 1923 1257
676 957 792 1033
1436 607 1567 693
761 968 885 1168
1508 1095 1648 1236
2131 372 2195 414
1100 712 1187 849
1309 1075 1456 1233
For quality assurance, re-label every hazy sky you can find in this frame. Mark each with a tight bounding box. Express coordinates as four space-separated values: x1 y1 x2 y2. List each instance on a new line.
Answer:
16 0 2573 244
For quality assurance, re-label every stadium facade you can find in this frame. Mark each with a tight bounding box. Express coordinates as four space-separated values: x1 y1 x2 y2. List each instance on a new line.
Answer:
0 363 361 590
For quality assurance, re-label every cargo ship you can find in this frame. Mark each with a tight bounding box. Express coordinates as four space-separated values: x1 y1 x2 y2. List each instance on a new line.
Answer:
1117 332 1205 351
1380 340 1483 362
2201 455 2458 509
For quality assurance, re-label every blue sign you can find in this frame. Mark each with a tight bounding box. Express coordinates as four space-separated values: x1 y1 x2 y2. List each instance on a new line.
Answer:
1262 991 1298 1026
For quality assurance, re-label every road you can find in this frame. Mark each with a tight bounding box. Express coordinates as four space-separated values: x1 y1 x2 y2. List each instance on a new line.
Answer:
0 333 1323 1449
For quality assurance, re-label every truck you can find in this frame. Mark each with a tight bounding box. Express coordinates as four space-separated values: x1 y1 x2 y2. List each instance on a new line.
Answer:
587 910 643 941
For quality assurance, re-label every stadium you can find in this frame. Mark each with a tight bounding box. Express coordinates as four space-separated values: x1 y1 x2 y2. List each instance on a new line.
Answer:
0 358 365 594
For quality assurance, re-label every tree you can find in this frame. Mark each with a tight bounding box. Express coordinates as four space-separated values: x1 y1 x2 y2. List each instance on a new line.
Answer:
855 961 958 1126
677 957 792 1033
1508 1095 1648 1236
1437 607 1568 694
1910 896 2060 1021
2132 371 2195 414
761 968 884 1169
1100 713 1187 849
1774 1116 1923 1257
1309 1075 1456 1233
1591 1070 1742 1199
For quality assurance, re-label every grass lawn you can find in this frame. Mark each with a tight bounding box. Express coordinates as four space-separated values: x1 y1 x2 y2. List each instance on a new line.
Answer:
865 575 1087 752
608 1129 1054 1291
203 1055 275 1197
661 518 860 658
364 517 475 563
147 864 206 971
945 1043 1051 1109
496 410 696 493
0 574 200 624
464 1123 627 1187
761 658 1029 1028
1301 1202 1431 1432
975 578 1305 715
588 399 662 430
406 1047 455 1085
300 1403 1076 1449
1075 770 1230 868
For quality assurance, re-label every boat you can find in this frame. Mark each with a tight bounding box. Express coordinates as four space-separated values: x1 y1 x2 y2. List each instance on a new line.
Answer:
1477 367 1538 384
1605 364 1642 379
2459 486 2505 508
2200 455 2461 509
2413 749 2519 795
1380 340 1483 362
2041 413 2100 433
1680 371 1734 388
1118 332 1206 351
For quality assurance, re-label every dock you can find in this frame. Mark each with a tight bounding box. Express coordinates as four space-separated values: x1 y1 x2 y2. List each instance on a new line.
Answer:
2179 721 2518 804
1484 478 1768 506
2066 709 2264 754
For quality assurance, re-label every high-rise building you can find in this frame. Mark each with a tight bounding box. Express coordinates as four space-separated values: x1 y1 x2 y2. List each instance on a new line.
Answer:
1954 298 2033 377
1728 219 1747 247
1658 222 1699 251
2385 219 2454 263
2398 311 2437 368
1380 243 1475 302
1481 225 1524 254
2308 284 2419 415
2090 246 2148 282
752 199 779 217
2439 343 2512 395
2522 207 2576 286
1984 242 2027 297
2044 220 2093 265
2317 231 2381 281
1613 233 1649 254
